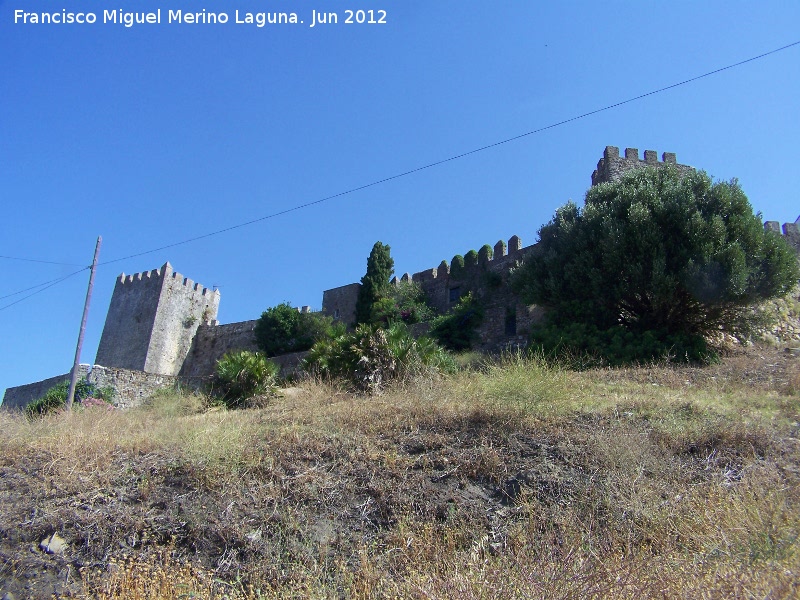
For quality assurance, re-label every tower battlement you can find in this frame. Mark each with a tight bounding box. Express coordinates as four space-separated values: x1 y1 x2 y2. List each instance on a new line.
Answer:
117 262 217 296
765 218 800 254
591 145 694 186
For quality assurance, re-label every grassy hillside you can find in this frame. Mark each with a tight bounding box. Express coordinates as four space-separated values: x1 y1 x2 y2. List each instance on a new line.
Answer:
1 347 798 599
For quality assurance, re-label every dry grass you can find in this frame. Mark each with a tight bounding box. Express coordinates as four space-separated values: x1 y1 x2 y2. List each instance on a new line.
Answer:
0 347 798 599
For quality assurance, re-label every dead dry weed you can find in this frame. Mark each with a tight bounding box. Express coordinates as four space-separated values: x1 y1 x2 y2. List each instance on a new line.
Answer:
0 345 798 598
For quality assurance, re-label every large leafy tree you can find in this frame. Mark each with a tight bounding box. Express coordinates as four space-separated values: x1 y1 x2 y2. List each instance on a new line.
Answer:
254 302 338 357
512 166 798 358
355 241 395 325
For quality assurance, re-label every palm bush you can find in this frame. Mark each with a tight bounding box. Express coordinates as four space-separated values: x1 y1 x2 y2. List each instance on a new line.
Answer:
214 351 279 408
303 323 455 392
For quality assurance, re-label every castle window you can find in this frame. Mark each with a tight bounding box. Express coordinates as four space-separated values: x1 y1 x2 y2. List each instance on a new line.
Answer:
449 287 460 303
334 309 340 319
505 308 517 336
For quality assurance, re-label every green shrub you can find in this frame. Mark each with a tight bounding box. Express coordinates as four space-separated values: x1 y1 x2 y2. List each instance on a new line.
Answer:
303 323 455 392
528 321 714 367
25 378 114 418
255 303 341 357
512 165 800 364
367 280 436 326
392 280 436 324
369 296 401 325
429 293 484 352
214 351 279 408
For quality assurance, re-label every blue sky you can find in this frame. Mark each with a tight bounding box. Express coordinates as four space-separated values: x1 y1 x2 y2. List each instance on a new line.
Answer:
2 1 799 396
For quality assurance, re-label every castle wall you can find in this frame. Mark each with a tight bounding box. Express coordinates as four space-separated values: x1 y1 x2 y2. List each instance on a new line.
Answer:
1 366 90 410
409 236 540 350
89 365 178 409
322 283 361 325
319 236 542 351
179 319 259 381
591 146 693 186
1 364 179 411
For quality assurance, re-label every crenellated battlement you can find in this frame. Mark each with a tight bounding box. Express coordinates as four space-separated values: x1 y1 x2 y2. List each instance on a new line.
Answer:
408 235 526 283
118 263 167 285
591 145 693 186
115 262 219 298
765 217 800 254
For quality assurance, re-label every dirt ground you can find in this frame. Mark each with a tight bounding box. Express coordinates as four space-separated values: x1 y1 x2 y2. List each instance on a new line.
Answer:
0 344 797 599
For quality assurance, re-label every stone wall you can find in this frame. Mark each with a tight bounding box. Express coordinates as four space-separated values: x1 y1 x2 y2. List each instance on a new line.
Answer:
1 364 176 411
270 351 310 378
95 262 220 376
319 235 542 351
1 366 90 410
179 319 260 381
89 365 178 409
321 283 361 325
591 146 694 186
409 235 541 350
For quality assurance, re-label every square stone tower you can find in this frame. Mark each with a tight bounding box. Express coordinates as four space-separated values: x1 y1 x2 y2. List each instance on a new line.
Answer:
95 262 220 375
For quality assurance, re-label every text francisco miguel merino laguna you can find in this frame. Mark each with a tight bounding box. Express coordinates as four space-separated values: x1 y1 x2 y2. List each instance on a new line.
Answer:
14 8 389 27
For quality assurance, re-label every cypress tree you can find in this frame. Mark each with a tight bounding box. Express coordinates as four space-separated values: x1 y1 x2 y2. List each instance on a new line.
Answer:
355 241 395 325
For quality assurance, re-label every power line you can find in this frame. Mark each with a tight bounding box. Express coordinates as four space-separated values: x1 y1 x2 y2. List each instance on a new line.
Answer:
0 255 84 267
0 269 90 300
98 39 800 267
0 268 88 311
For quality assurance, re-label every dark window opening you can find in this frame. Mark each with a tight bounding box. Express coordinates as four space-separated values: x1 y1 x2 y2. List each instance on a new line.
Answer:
449 287 461 303
505 308 517 336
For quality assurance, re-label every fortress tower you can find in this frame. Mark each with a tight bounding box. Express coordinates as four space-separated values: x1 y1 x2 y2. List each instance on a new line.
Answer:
95 262 220 375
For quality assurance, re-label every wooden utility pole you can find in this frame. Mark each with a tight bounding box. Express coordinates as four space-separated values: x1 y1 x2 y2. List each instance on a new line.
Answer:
66 236 102 410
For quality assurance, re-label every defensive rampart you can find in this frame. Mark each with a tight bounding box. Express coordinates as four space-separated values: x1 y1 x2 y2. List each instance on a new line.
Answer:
591 146 694 185
1 366 90 410
179 319 260 380
409 235 536 350
1 364 177 411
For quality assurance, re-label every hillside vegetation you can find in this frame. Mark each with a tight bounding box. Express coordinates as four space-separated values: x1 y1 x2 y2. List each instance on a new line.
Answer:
1 346 799 599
